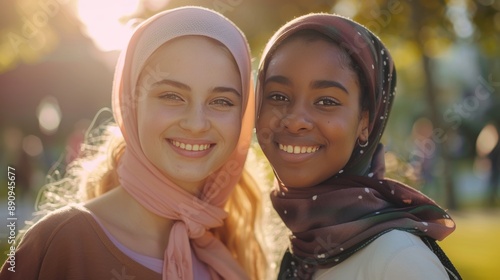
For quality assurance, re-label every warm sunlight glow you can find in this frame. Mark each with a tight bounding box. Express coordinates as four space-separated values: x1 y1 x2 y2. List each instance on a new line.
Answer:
476 123 499 157
37 96 61 135
23 135 44 157
76 0 141 52
332 0 358 18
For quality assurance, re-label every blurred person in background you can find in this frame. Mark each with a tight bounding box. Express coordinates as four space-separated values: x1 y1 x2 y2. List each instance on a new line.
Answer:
486 121 500 207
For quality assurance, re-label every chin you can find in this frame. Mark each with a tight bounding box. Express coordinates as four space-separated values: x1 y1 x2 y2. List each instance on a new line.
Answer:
277 177 312 188
279 172 328 188
287 182 315 188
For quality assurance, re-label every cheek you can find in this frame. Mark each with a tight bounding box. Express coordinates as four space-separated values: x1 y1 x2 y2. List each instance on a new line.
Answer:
214 111 242 147
256 112 278 148
323 116 360 144
256 110 272 130
256 104 286 132
136 101 149 135
226 120 241 142
136 103 155 154
136 101 171 146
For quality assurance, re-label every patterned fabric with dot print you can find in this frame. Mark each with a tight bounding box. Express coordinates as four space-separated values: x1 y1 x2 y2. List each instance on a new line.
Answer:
256 13 462 280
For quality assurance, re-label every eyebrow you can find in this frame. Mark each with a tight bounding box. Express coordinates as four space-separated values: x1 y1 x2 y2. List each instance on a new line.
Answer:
152 79 191 91
310 80 349 94
152 79 240 96
264 75 292 87
212 86 241 96
265 75 349 94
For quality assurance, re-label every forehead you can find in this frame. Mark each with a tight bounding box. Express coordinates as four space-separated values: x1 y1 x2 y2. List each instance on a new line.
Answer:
137 35 241 86
266 38 356 78
145 35 233 63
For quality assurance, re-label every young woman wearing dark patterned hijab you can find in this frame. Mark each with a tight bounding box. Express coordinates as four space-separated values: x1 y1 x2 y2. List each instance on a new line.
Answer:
256 13 461 280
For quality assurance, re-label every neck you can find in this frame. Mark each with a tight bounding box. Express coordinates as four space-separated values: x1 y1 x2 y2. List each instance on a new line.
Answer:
175 179 205 197
118 186 174 233
85 187 174 257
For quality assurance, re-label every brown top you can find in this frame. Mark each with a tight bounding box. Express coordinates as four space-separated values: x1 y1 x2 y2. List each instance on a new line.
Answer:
0 205 161 280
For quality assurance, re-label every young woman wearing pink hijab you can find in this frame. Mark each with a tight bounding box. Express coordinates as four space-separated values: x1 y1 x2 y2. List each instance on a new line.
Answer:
0 6 265 280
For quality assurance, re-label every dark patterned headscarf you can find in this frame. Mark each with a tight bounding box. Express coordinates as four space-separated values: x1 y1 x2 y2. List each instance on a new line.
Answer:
256 13 460 279
257 13 395 176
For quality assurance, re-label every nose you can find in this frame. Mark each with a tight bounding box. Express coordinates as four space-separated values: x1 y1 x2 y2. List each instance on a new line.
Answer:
179 104 210 133
281 105 313 133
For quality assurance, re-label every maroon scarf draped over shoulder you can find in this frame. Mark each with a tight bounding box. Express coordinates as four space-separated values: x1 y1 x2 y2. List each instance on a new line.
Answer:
257 13 458 279
271 175 455 266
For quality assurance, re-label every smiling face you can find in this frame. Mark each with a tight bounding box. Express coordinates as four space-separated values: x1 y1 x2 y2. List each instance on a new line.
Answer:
136 36 242 194
256 35 369 188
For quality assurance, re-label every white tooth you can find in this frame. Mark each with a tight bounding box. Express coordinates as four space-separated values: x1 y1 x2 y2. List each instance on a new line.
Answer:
176 141 181 147
294 146 300 154
186 144 192 150
279 143 284 151
307 147 312 153
286 145 293 153
193 144 199 151
180 143 186 149
301 146 307 153
204 144 209 150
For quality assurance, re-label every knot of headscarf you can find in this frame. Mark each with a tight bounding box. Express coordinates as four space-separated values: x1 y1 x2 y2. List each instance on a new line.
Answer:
257 13 457 279
111 6 253 280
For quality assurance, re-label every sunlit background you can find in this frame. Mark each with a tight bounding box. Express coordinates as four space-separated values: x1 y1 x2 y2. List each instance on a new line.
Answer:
1 0 500 279
76 0 142 51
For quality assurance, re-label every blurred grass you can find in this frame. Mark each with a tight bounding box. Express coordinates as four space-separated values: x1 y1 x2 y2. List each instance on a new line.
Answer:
439 210 500 280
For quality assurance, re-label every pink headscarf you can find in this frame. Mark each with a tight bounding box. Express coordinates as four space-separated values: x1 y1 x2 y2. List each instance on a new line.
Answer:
111 6 254 279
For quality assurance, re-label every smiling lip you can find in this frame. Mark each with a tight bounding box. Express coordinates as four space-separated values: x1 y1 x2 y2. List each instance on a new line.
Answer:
168 139 214 158
276 142 321 163
279 143 320 154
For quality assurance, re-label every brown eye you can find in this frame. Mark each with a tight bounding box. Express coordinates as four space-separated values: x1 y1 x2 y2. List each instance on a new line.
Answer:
158 92 185 105
160 92 182 100
315 97 340 106
269 93 288 102
210 98 234 107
